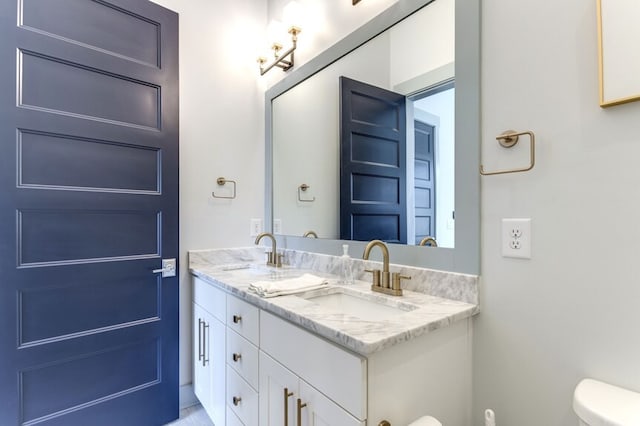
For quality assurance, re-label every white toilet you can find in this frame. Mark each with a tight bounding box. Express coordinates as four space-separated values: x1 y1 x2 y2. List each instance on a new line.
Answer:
573 378 640 425
407 416 442 426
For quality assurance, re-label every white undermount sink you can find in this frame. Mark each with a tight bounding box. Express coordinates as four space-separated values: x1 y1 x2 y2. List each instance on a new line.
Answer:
302 290 417 321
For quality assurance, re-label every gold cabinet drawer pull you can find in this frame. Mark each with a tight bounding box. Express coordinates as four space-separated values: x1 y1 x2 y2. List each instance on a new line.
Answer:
232 314 242 324
296 398 307 426
283 387 293 426
232 353 242 362
232 396 242 406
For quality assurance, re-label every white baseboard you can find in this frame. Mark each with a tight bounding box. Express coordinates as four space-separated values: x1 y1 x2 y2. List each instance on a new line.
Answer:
179 384 198 410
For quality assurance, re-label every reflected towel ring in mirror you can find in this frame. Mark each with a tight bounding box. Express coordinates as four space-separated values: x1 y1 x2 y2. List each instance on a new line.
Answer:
480 130 536 176
212 177 237 199
298 184 315 202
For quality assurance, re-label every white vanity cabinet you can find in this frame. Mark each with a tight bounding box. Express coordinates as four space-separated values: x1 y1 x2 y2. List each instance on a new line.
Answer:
193 275 472 426
193 278 226 426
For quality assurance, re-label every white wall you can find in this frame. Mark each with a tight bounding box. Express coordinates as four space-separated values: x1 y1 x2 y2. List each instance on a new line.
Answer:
149 0 266 387
475 0 640 424
388 0 454 87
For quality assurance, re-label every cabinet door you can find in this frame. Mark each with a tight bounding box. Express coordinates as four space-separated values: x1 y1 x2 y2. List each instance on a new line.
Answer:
193 303 211 411
259 351 299 426
298 381 365 426
194 303 226 426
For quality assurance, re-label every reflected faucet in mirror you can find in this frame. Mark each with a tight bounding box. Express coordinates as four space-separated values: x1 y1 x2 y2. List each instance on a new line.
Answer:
254 232 282 267
303 230 318 238
419 236 438 247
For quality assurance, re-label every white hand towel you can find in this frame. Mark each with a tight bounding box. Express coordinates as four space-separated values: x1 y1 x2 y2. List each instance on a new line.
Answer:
249 273 328 298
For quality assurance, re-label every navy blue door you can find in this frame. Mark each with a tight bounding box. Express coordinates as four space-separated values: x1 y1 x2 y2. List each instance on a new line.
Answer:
340 76 407 244
0 1 179 425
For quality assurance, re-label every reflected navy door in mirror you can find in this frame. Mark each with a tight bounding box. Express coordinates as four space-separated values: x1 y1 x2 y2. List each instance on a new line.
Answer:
0 0 179 424
340 76 407 244
414 120 435 244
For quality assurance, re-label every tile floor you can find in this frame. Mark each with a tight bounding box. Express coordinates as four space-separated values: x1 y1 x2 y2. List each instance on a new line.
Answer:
165 405 214 426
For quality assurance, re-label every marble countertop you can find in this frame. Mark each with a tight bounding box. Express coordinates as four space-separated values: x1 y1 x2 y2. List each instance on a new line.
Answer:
190 262 479 356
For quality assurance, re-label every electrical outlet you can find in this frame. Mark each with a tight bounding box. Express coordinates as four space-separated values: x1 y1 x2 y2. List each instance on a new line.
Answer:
502 218 531 259
273 219 282 234
250 218 262 237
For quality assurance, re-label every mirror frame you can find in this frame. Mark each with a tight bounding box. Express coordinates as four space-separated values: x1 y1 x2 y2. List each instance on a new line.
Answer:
265 0 480 275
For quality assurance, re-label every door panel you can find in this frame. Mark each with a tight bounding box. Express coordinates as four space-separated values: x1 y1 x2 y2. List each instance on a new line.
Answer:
0 1 179 424
19 50 161 129
414 120 436 243
340 76 407 244
18 129 161 193
21 0 161 66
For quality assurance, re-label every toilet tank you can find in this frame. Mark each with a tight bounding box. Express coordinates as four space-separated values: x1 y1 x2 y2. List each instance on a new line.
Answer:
573 378 640 425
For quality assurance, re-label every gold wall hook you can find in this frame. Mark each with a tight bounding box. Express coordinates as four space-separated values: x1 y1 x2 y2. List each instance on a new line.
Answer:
297 183 315 202
212 177 237 199
480 130 536 176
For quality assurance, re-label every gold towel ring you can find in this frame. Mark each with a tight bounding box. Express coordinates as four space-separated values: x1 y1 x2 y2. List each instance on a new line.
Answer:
212 177 237 199
480 130 536 176
297 184 315 202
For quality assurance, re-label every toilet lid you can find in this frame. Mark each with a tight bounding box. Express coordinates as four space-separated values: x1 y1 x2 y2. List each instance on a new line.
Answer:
409 416 443 426
573 378 640 425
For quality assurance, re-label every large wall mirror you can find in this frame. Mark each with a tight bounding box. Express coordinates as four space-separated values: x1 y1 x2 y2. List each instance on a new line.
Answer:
265 0 479 274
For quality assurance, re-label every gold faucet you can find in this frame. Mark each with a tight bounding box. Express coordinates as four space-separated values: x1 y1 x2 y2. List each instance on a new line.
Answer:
419 236 438 247
254 232 282 267
303 230 318 238
362 240 410 296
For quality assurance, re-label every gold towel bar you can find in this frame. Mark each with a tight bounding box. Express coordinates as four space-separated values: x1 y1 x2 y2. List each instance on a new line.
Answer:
212 177 237 199
480 130 536 176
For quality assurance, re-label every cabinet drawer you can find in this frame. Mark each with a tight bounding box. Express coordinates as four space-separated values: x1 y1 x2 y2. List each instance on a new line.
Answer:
193 277 226 322
226 328 259 390
226 295 259 345
260 311 367 420
227 368 259 426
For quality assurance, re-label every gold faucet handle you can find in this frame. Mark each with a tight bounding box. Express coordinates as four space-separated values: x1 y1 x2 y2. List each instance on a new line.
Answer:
364 269 381 287
391 272 411 291
276 252 284 268
265 251 275 266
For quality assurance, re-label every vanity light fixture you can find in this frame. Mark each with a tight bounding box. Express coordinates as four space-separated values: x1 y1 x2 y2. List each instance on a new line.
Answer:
353 0 362 4
258 2 303 75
